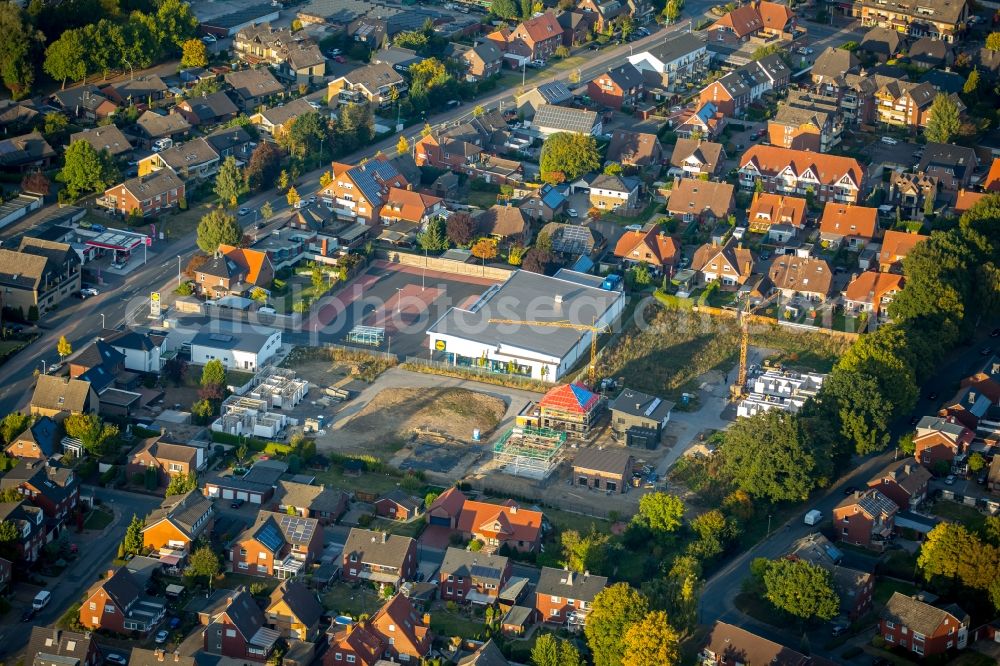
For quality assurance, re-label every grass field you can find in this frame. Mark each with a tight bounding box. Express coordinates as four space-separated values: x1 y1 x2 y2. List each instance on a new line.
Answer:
83 508 114 530
311 467 406 497
322 584 383 617
873 578 918 606
369 517 426 539
596 304 852 397
929 500 986 532
429 610 486 641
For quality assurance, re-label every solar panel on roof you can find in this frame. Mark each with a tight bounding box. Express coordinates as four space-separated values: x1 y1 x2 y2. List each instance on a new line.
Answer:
551 225 592 255
209 333 233 342
278 514 316 543
471 564 501 579
255 521 284 552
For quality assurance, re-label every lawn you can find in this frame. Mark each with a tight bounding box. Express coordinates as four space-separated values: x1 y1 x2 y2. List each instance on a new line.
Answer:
734 592 784 628
873 578 918 607
310 467 405 497
429 608 487 641
222 573 281 595
929 500 986 532
369 517 426 539
322 584 383 617
0 337 33 365
879 550 919 581
83 507 114 530
538 506 611 535
467 189 501 209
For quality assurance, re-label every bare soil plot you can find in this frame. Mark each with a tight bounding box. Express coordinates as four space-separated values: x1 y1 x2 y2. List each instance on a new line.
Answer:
321 387 506 457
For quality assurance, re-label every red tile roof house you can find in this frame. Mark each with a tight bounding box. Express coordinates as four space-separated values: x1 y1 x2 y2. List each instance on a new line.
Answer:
438 547 512 605
202 589 280 662
867 460 932 511
100 170 185 218
818 202 880 249
341 528 418 586
534 567 608 629
587 63 645 110
230 511 323 578
325 621 385 666
960 355 1000 404
879 592 969 658
374 490 423 521
0 457 79 524
427 488 543 553
490 12 563 61
369 593 432 662
842 271 904 320
79 567 166 636
126 435 205 487
878 229 927 272
700 621 832 666
738 145 864 204
379 188 444 227
912 416 974 469
832 489 898 550
613 224 679 273
665 178 735 225
318 157 409 226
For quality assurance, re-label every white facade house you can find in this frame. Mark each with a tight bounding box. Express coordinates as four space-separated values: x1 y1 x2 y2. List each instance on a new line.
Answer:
103 328 164 373
627 33 709 87
737 369 826 418
190 322 281 371
427 269 625 381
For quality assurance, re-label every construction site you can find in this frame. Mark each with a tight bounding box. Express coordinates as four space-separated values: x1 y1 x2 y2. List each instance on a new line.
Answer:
211 367 310 438
491 426 567 479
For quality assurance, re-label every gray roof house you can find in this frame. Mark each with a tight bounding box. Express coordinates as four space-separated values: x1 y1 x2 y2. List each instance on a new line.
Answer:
532 104 602 136
516 82 573 118
69 126 133 157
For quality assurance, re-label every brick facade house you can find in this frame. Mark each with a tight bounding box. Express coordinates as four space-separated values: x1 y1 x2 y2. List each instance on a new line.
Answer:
832 489 898 549
230 511 323 578
534 567 607 629
879 592 969 657
438 547 511 605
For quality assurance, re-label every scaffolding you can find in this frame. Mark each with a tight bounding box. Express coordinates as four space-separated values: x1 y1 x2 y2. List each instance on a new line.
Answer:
346 325 385 347
250 366 309 408
493 427 566 479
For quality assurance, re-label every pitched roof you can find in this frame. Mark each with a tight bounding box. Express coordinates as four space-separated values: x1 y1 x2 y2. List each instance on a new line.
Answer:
343 528 415 568
600 63 644 91
458 640 509 666
114 170 186 201
882 592 966 636
153 137 220 170
26 628 95 666
428 486 467 518
478 205 529 238
126 649 196 666
843 271 904 310
31 375 93 414
768 255 832 295
336 62 404 95
11 416 60 457
819 203 879 240
691 237 754 279
142 489 213 539
216 589 265 640
136 111 191 139
540 383 600 414
713 3 764 37
748 192 807 229
69 126 132 156
835 488 898 520
440 547 509 583
247 510 319 549
276 480 348 514
216 244 271 285
702 621 811 666
0 132 55 166
740 145 864 189
382 187 443 223
253 97 315 128
868 460 932 497
812 47 860 80
572 447 633 477
669 138 724 172
205 125 252 155
457 500 543 544
666 178 734 219
87 567 141 610
954 189 987 215
758 0 793 30
331 157 407 207
370 593 430 656
516 12 562 43
269 579 323 629
225 68 285 99
607 129 662 165
532 104 599 133
378 489 422 513
860 27 903 55
640 31 706 65
612 225 679 266
535 567 607 601
180 90 239 123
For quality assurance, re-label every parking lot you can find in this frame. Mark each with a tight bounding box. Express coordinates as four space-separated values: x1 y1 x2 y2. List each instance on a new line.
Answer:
308 260 499 358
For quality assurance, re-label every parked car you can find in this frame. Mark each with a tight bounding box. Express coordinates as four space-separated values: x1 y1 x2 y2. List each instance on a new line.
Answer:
831 624 848 637
21 608 35 622
231 498 245 509
926 392 938 401
566 208 579 218
201 34 217 44
944 475 955 485
154 630 169 644
81 287 99 297
238 207 251 216
842 486 858 496
169 617 181 629
105 654 128 665
880 136 899 145
334 55 346 63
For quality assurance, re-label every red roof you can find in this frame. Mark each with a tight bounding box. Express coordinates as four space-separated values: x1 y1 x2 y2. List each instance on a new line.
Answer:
457 500 543 545
539 383 600 414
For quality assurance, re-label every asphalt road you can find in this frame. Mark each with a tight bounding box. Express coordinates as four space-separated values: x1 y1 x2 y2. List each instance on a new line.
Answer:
0 486 161 661
698 328 999 661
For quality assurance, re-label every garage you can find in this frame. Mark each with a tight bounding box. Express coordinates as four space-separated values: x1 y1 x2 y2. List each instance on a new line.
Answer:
222 488 234 500
249 492 263 504
236 491 249 502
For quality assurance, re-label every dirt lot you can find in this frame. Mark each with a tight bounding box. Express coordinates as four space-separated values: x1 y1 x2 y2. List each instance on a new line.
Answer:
318 387 506 457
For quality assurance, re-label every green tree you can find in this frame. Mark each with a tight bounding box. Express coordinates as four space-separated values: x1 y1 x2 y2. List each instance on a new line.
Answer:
969 452 986 473
0 520 19 560
987 32 1000 51
166 471 197 495
561 526 610 573
751 44 783 61
214 156 245 208
531 634 581 666
643 556 702 636
963 67 980 96
0 412 31 445
762 559 840 621
822 369 894 455
181 38 208 68
604 162 623 176
201 359 227 389
491 0 519 18
417 217 448 251
720 410 819 502
662 0 681 23
925 94 961 144
155 0 199 51
635 492 685 535
260 201 274 221
898 432 916 456
185 544 221 590
196 210 241 255
918 523 1000 594
621 611 681 666
688 509 740 561
44 28 87 88
311 265 325 292
82 19 126 81
585 583 650 666
540 132 601 183
123 514 145 555
64 413 119 456
629 262 652 287
0 3 42 99
43 111 69 139
58 140 119 199
281 111 329 162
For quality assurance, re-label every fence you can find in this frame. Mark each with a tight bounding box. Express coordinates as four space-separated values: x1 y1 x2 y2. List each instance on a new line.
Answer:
321 342 401 363
402 356 552 393
377 249 514 281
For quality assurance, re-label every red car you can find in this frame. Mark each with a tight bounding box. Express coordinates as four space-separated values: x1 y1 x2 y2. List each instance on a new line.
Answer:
334 55 346 63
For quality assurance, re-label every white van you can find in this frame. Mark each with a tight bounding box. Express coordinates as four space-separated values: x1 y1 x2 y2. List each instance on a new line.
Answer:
803 509 822 526
33 590 51 610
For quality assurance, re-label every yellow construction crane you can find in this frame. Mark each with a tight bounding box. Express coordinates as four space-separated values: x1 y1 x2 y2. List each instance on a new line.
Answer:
487 318 609 387
730 292 781 402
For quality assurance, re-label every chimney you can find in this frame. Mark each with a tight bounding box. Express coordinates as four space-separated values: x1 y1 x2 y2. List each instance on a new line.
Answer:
903 463 913 474
174 652 180 662
155 649 165 662
509 505 517 514
422 613 431 625
382 531 388 543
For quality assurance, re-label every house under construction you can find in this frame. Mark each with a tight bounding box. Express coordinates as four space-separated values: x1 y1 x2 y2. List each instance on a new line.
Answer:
211 367 308 438
493 426 566 479
248 366 309 408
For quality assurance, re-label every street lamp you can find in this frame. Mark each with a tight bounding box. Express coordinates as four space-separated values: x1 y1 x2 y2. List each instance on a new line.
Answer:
41 360 46 374
177 256 182 285
767 514 772 535
123 59 134 80
395 287 402 315
100 313 106 329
